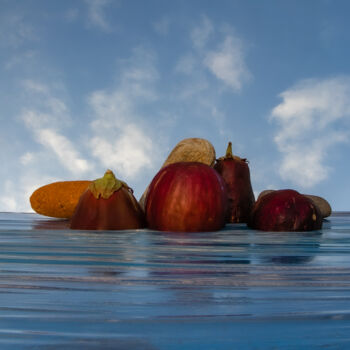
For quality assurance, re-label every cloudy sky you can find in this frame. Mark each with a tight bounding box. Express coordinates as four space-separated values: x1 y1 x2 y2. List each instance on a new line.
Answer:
1 0 350 212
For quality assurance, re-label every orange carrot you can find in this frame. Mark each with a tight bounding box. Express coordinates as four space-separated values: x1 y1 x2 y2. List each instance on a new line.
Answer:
30 181 91 218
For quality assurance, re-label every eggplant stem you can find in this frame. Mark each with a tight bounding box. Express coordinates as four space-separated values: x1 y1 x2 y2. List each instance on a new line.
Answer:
225 142 234 159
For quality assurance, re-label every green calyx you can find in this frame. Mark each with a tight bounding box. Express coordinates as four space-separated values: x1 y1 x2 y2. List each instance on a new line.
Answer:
89 169 128 199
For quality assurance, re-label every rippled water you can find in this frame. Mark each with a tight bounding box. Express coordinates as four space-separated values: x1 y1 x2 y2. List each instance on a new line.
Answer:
1 212 350 349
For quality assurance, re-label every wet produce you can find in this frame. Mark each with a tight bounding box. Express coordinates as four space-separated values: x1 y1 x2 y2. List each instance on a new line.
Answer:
248 189 323 231
145 162 227 232
214 142 255 223
70 170 146 230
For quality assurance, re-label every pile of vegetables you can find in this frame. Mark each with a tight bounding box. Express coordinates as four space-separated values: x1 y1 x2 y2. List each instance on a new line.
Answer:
30 137 331 232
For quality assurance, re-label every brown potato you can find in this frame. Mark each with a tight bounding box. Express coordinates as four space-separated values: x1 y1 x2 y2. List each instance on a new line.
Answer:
305 194 332 218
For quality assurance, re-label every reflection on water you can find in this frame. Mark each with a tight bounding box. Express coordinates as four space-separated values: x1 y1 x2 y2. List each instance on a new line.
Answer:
266 255 314 264
31 339 158 350
260 235 322 265
33 218 70 230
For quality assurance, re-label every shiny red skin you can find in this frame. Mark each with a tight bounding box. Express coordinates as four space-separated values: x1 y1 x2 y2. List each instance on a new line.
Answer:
145 162 228 232
248 189 323 231
214 158 255 223
70 187 146 230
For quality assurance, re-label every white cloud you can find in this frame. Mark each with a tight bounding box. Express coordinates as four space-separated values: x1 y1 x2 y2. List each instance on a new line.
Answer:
277 144 328 188
22 110 51 129
271 76 350 188
5 50 37 70
0 180 29 213
21 80 72 128
1 44 163 212
0 14 37 48
204 35 250 91
85 0 112 31
191 15 214 49
120 47 159 99
177 16 250 93
1 79 94 212
37 129 91 175
0 180 18 212
0 174 60 213
171 16 251 141
22 80 50 94
20 152 35 165
20 81 92 177
90 124 153 179
87 47 160 181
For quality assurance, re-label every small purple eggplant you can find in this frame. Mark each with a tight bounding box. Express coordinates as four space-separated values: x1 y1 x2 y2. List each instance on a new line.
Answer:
214 142 255 223
70 170 146 230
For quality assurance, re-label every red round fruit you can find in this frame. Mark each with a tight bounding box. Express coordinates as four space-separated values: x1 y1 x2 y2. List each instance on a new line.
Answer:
145 162 228 232
248 189 323 231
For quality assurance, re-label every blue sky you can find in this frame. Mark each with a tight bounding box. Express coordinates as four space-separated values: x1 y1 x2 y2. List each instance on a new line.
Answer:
1 0 350 212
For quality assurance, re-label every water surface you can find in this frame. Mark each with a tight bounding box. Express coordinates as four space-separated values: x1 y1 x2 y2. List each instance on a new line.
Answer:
0 212 350 349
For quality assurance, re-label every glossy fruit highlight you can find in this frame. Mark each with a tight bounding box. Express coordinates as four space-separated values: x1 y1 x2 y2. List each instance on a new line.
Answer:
145 162 227 232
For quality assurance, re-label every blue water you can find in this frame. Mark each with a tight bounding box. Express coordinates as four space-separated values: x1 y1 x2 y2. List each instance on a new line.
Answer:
0 212 350 349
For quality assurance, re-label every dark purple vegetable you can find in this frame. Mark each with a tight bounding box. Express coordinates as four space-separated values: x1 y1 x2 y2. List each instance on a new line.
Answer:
214 142 255 223
248 189 322 231
70 170 146 230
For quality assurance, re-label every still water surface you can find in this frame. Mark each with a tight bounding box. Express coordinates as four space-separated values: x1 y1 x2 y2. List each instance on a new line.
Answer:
0 212 350 349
